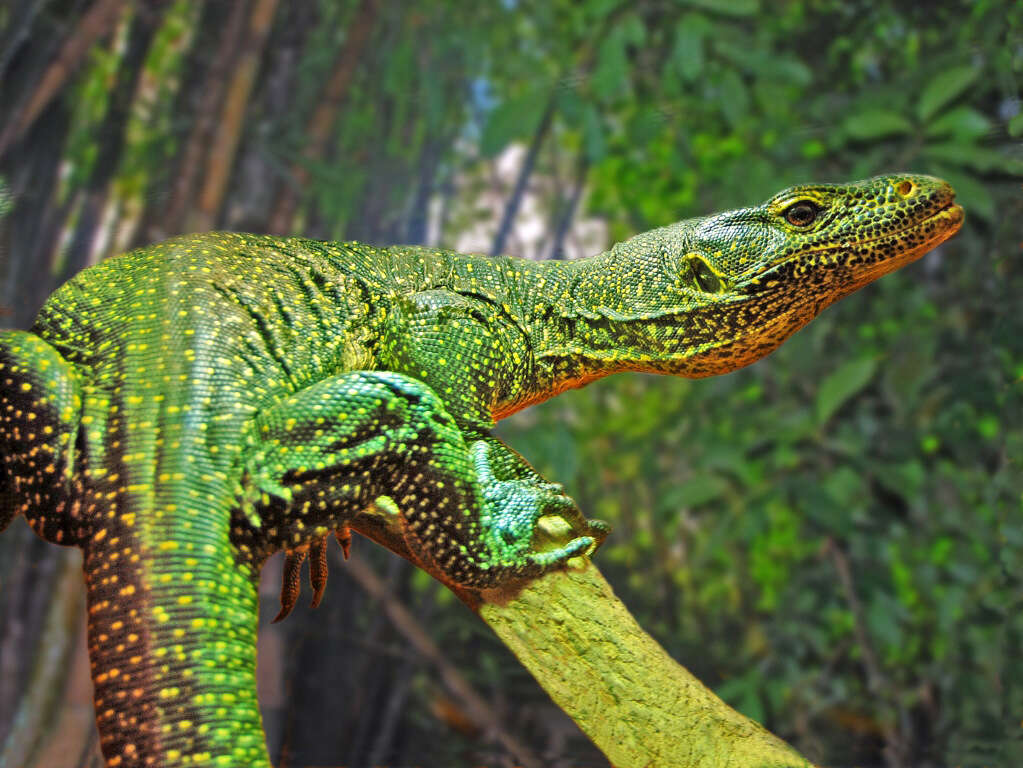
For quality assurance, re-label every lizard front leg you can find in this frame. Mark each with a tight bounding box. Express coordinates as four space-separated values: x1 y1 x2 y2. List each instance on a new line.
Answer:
377 288 610 554
237 370 595 590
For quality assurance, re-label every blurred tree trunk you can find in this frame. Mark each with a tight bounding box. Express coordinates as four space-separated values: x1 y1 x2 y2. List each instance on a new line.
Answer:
62 1 169 283
274 550 405 767
489 6 623 260
0 523 85 768
0 0 51 75
192 0 281 232
133 1 234 246
221 1 321 234
157 0 250 237
341 97 396 244
0 0 129 156
0 96 72 329
267 0 378 235
405 137 450 245
344 551 547 768
547 153 588 260
490 97 555 258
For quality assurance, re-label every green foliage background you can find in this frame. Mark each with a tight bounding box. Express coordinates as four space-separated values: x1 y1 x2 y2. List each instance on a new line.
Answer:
0 0 1020 766
490 2 1023 765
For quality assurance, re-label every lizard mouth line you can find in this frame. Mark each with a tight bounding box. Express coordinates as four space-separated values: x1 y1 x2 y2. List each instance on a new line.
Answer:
820 200 963 252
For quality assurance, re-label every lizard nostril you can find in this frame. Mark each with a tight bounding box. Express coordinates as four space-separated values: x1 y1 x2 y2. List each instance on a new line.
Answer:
895 180 914 197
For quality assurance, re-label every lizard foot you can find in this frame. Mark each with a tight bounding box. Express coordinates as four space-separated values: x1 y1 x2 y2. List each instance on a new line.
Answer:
470 441 600 577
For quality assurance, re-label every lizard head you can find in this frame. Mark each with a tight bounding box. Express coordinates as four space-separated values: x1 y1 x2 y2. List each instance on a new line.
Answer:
644 174 964 376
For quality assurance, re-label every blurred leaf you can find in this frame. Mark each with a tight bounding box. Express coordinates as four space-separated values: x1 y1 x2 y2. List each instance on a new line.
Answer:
871 461 925 503
718 69 748 127
671 14 709 82
479 90 548 157
816 357 878 424
684 0 760 16
584 0 620 17
583 103 606 162
932 166 996 221
917 65 978 121
383 42 414 96
823 467 866 506
924 142 1023 174
721 42 811 87
926 107 991 140
882 336 935 407
771 56 813 87
620 14 647 45
593 30 629 100
627 107 665 148
556 84 585 124
842 110 913 141
868 592 904 653
665 474 730 508
0 177 11 218
1009 111 1023 137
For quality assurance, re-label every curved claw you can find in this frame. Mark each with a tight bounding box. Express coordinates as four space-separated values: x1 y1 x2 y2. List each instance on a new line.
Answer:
586 519 612 548
273 531 349 621
309 536 328 609
529 535 595 569
273 545 308 623
336 524 352 560
540 491 578 516
531 535 597 572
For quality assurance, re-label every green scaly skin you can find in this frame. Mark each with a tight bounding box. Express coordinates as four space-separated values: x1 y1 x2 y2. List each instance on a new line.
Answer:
0 174 962 766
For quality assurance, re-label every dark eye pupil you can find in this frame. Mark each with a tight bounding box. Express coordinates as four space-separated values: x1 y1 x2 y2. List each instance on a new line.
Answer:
785 202 818 226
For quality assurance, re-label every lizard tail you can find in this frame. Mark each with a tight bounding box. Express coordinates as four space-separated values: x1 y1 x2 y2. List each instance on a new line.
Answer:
78 429 271 767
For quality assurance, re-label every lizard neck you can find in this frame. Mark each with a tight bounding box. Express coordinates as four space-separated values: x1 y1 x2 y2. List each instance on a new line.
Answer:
504 243 771 418
496 248 673 417
541 247 694 373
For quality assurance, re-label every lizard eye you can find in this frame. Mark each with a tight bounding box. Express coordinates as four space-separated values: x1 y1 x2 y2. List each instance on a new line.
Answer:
783 200 821 227
687 255 723 293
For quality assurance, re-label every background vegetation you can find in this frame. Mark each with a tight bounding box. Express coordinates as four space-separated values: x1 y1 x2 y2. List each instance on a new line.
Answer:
0 1 1020 766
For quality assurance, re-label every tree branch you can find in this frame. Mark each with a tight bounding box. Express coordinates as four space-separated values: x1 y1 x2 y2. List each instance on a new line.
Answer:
350 507 817 768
